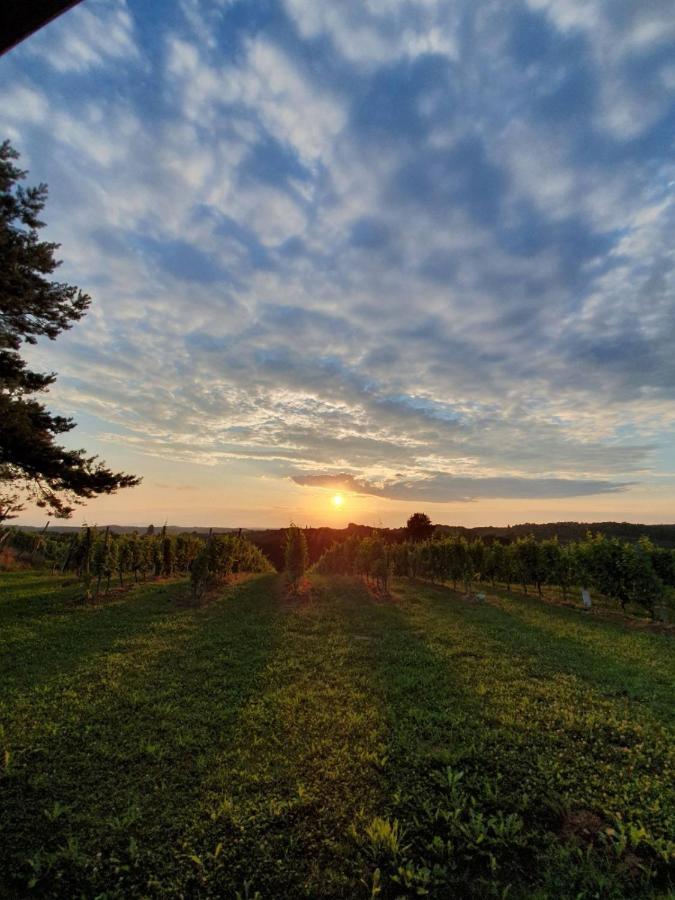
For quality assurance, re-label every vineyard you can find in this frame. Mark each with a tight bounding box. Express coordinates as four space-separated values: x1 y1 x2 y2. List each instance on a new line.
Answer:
312 532 674 620
4 525 674 620
0 525 673 898
1 526 273 600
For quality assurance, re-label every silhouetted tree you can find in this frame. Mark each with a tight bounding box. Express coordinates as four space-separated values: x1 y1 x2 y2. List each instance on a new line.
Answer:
406 512 434 543
0 140 139 521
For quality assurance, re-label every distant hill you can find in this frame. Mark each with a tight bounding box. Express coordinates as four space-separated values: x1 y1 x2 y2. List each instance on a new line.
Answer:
14 520 675 570
13 525 240 536
432 521 675 547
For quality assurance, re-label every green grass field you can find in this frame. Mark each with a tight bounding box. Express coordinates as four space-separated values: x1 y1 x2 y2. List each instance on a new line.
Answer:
0 571 673 898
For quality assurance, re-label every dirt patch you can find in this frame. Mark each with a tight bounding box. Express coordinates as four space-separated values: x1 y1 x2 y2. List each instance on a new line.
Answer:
282 576 315 609
621 852 644 879
560 809 606 845
174 572 253 608
69 583 138 606
171 586 203 608
367 581 399 604
587 607 674 635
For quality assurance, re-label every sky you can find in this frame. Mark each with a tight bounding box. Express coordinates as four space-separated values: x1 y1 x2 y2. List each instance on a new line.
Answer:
2 0 675 529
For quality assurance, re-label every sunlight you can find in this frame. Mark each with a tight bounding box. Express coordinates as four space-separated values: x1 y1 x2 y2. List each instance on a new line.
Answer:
331 493 345 508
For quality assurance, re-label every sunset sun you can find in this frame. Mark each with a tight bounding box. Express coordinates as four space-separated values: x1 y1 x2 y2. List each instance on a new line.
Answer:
331 493 345 508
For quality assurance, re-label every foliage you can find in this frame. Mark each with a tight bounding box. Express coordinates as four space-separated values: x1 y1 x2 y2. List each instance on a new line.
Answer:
313 533 394 591
0 526 268 599
313 530 672 618
91 529 117 598
191 534 273 599
161 521 675 576
0 140 139 521
406 512 434 543
0 570 672 898
283 525 309 589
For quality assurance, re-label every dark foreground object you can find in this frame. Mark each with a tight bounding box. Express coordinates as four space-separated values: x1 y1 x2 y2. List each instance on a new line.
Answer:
1 1 84 56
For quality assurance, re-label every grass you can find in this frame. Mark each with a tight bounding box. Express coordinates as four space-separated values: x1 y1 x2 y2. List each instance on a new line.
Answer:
0 570 673 898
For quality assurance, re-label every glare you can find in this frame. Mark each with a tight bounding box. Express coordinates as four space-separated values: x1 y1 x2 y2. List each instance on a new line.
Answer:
331 493 345 507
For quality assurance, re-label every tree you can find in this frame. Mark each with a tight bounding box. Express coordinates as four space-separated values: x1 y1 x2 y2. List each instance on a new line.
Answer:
117 535 133 586
0 140 139 521
644 540 675 587
406 512 434 543
447 536 471 590
162 533 175 576
92 528 117 598
557 542 578 602
484 540 506 588
368 537 391 592
513 535 546 595
469 539 485 585
578 534 629 609
284 524 308 590
72 525 96 590
176 533 200 573
626 540 664 617
540 538 562 598
151 533 163 577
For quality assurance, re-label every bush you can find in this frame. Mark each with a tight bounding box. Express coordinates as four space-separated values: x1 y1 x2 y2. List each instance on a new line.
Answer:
284 525 308 590
191 534 273 600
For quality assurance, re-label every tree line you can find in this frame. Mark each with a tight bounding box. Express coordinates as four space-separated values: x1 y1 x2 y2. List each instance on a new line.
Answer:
312 531 675 618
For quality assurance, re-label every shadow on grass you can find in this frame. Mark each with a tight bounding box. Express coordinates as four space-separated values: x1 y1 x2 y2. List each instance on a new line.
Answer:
356 577 674 898
0 573 284 897
330 578 555 896
402 579 675 723
182 574 391 898
2 574 671 899
0 571 84 612
0 575 190 697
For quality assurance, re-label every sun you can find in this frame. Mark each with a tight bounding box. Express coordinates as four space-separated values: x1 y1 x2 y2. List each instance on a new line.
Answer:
331 493 345 508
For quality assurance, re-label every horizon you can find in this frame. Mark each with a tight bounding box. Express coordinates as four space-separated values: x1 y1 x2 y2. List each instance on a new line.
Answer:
13 513 675 532
2 0 675 527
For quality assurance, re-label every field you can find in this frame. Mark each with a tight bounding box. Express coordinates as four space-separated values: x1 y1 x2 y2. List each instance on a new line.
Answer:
0 571 673 898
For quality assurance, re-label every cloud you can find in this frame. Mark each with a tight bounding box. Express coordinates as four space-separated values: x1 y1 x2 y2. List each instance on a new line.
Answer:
2 0 674 514
24 0 139 73
291 472 629 502
283 0 460 67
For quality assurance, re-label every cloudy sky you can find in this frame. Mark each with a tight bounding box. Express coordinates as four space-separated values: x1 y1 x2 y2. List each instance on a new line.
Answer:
2 0 675 528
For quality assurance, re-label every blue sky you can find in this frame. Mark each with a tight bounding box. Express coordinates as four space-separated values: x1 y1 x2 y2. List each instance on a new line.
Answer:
2 0 675 527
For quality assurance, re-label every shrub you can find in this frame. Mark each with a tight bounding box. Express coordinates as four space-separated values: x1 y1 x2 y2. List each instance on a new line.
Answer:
191 534 273 600
284 525 308 590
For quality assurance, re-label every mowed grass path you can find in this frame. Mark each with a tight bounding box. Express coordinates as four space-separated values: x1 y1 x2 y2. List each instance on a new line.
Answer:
0 571 673 898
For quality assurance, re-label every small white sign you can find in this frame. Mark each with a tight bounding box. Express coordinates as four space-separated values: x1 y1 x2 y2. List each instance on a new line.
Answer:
581 588 592 609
